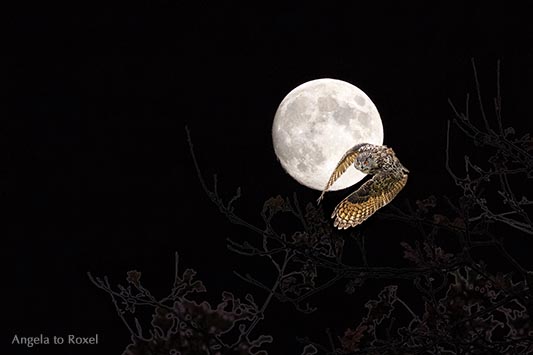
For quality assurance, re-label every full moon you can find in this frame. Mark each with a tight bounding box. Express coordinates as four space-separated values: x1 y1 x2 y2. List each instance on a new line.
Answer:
272 78 384 191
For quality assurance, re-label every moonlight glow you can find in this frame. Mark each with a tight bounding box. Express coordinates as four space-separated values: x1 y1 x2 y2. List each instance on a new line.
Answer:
272 78 384 191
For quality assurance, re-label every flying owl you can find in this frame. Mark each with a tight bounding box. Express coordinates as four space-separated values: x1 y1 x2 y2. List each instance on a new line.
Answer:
317 143 409 229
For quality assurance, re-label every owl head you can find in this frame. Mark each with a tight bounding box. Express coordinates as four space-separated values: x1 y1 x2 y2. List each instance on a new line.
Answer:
354 151 379 173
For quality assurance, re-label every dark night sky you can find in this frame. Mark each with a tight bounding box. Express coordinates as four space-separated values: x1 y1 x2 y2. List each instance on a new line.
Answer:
5 2 533 354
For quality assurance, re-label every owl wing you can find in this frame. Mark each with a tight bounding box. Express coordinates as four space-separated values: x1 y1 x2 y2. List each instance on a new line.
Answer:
332 172 408 229
317 145 366 204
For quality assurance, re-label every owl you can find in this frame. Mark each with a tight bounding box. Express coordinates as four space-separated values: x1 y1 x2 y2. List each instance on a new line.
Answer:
317 143 409 229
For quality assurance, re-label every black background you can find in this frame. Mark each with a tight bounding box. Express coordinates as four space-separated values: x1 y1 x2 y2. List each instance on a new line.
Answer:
6 2 533 354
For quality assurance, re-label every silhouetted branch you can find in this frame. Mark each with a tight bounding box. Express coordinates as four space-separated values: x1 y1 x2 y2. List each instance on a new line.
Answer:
89 253 273 354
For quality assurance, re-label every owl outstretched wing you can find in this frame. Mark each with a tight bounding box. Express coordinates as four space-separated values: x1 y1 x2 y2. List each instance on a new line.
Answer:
317 144 369 204
332 172 408 229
